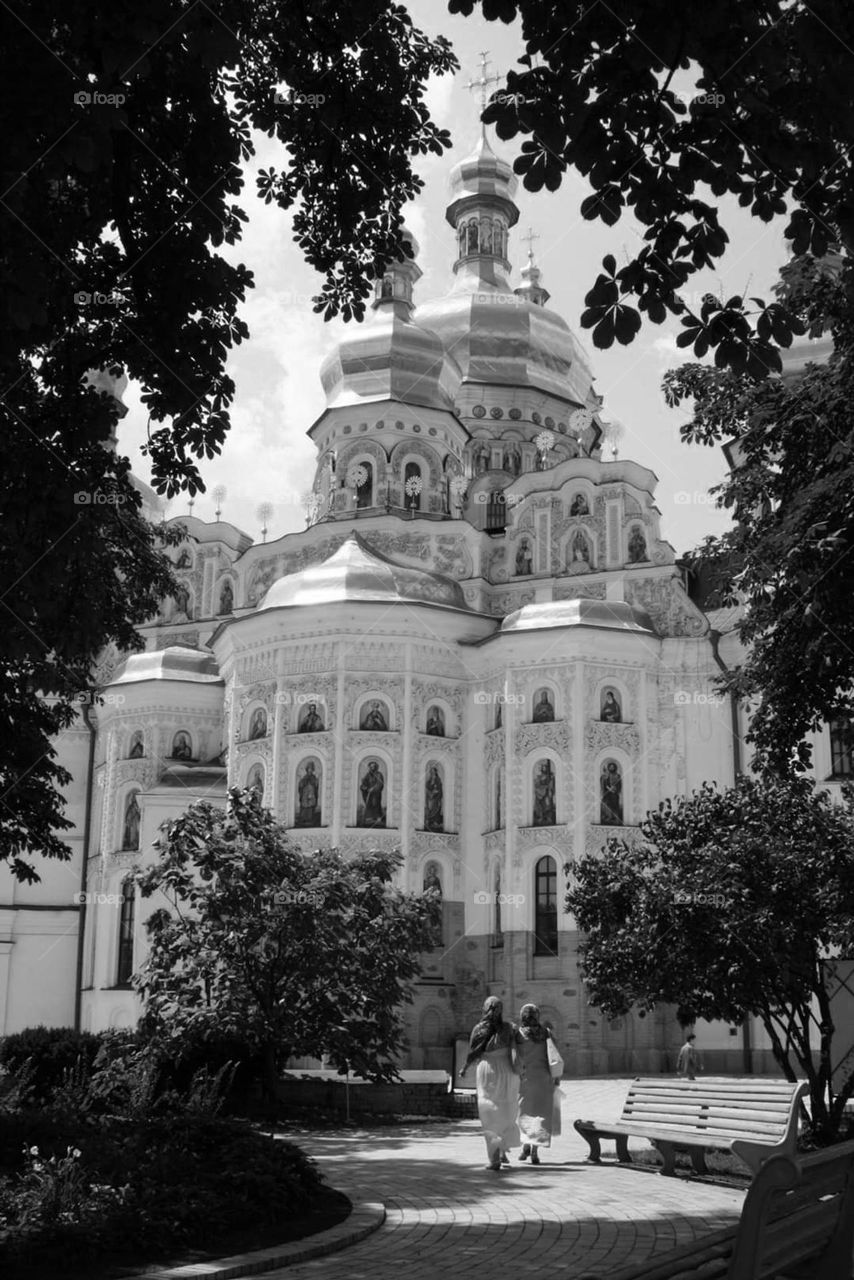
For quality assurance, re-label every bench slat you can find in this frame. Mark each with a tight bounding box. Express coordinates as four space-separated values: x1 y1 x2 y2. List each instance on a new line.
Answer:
622 1104 791 1128
622 1116 789 1134
623 1096 795 1113
589 1122 782 1147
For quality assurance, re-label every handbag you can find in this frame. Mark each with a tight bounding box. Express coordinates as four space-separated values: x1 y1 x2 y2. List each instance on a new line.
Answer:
546 1035 564 1080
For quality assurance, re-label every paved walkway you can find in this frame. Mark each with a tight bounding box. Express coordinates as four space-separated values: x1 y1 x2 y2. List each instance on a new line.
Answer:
260 1078 746 1280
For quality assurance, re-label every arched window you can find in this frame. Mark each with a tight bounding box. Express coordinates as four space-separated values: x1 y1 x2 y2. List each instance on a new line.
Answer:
534 855 558 956
532 687 555 722
532 759 556 826
600 688 623 723
359 698 391 731
356 461 373 509
218 579 234 614
422 861 443 949
128 730 144 759
170 731 192 761
247 763 265 801
295 757 322 827
423 762 444 832
247 711 267 742
493 865 503 945
627 525 647 562
121 792 140 851
116 879 135 986
404 461 422 511
466 219 479 254
600 759 623 825
830 718 854 778
357 757 387 828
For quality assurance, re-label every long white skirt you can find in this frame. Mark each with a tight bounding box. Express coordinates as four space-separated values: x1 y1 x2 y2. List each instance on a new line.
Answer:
476 1049 520 1160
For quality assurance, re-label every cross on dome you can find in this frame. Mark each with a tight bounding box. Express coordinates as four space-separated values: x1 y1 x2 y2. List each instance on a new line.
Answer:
465 51 502 125
521 226 541 263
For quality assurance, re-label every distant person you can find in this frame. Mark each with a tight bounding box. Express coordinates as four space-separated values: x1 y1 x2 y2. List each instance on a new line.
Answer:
459 997 520 1171
677 1032 702 1079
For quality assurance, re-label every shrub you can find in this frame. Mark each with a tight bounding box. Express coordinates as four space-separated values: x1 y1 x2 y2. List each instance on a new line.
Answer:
0 1027 101 1103
0 1118 328 1274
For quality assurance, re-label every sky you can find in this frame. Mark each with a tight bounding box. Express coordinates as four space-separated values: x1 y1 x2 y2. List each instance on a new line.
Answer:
119 4 792 559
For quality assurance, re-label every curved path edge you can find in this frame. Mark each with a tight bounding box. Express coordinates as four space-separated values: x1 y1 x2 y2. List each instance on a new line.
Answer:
135 1200 386 1280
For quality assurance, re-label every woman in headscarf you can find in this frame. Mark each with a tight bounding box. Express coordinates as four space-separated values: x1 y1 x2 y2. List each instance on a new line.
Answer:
514 1003 561 1164
459 996 520 1171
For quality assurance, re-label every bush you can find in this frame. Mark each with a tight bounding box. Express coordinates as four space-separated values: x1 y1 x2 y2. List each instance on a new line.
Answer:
0 1117 329 1274
0 1027 102 1103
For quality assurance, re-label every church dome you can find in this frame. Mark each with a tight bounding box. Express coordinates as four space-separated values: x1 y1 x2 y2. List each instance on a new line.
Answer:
109 646 222 684
500 598 655 635
415 133 595 406
258 532 469 612
319 228 461 412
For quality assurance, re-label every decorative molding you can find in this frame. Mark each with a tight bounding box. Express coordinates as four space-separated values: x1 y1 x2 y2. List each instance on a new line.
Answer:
553 581 606 601
585 825 641 857
517 824 570 846
338 830 401 856
411 832 461 856
625 575 707 638
583 721 641 755
483 730 505 769
514 721 572 758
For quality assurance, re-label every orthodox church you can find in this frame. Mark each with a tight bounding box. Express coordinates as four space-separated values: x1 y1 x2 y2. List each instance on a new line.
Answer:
3 126 843 1077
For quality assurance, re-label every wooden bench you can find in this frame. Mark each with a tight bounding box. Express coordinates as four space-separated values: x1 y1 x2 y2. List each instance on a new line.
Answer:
574 1077 809 1177
606 1138 854 1280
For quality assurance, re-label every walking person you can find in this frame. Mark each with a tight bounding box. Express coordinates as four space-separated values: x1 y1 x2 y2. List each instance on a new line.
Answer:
459 996 520 1171
514 1004 562 1165
677 1032 702 1079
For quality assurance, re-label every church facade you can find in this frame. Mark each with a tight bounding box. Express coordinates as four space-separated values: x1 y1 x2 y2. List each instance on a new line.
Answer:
4 130 839 1075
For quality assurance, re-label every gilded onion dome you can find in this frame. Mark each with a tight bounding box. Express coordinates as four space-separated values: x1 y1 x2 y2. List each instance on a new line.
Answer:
500 598 656 635
258 532 469 612
109 646 222 684
319 228 461 412
415 132 596 406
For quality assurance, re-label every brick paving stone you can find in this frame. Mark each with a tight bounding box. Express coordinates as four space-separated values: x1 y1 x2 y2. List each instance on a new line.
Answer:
255 1079 745 1280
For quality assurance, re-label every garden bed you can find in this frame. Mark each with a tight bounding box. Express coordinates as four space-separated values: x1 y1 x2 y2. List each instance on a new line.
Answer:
0 1114 349 1280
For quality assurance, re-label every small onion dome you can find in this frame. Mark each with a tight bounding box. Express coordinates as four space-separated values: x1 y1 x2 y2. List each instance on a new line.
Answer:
109 646 222 684
500 598 655 635
319 227 461 412
259 532 468 612
446 131 520 234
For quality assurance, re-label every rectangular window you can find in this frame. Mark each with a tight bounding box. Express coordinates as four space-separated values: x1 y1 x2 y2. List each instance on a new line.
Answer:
534 856 559 956
116 882 135 987
830 718 854 779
